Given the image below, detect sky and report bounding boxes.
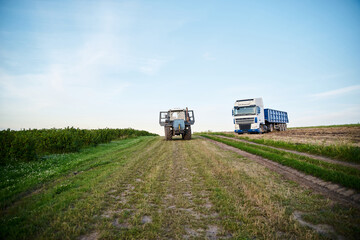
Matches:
[0,0,360,135]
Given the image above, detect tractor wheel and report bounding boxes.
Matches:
[183,126,192,140]
[165,127,172,140]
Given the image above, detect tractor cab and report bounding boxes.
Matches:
[159,108,195,140]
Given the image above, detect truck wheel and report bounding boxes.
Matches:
[284,124,287,131]
[260,125,265,134]
[183,126,192,140]
[280,124,284,131]
[165,127,172,140]
[270,124,274,132]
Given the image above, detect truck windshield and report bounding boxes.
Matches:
[234,106,255,116]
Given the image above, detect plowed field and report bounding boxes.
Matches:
[228,125,360,146]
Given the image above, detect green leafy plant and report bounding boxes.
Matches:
[0,127,157,165]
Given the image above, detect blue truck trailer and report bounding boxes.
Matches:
[232,98,289,134]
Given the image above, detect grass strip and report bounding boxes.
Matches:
[202,134,360,191]
[213,132,360,164]
[0,136,161,240]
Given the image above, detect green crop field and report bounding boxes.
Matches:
[1,133,360,239]
[0,127,157,165]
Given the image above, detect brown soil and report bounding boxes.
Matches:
[202,137,360,209]
[228,126,360,146]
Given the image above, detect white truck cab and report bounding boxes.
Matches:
[232,98,265,133]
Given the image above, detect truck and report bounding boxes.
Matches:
[232,98,289,134]
[159,108,195,140]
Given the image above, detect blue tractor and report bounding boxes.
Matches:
[159,108,195,140]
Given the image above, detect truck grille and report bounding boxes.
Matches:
[239,124,251,130]
[235,118,254,124]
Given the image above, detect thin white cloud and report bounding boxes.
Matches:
[203,52,216,61]
[311,85,360,98]
[139,58,167,75]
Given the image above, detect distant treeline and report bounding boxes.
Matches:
[0,127,157,164]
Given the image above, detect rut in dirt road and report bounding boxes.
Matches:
[215,135,360,170]
[203,136,360,209]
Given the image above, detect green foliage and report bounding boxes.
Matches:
[0,127,157,165]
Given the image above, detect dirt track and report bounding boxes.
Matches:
[216,135,360,170]
[3,136,360,239]
[202,137,360,209]
[230,126,360,146]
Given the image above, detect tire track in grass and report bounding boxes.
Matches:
[159,140,194,238]
[182,140,234,239]
[187,139,280,239]
[80,137,170,239]
[155,140,230,239]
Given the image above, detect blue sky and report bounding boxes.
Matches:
[1,0,359,135]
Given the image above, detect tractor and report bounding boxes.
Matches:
[159,108,195,140]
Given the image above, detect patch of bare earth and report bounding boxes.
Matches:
[78,232,99,240]
[292,211,344,239]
